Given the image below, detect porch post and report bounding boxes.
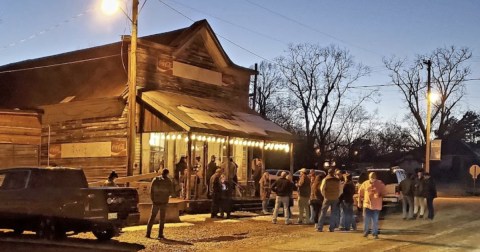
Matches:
[289,142,294,174]
[186,132,192,200]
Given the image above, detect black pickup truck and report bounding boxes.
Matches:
[0,167,140,240]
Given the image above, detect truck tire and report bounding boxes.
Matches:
[93,228,115,241]
[13,228,24,236]
[37,217,57,240]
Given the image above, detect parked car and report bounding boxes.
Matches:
[266,169,290,183]
[292,169,326,183]
[354,166,406,208]
[0,167,140,240]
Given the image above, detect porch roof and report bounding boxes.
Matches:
[140,91,293,141]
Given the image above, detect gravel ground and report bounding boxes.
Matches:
[72,212,312,252]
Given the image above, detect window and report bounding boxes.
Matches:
[0,170,30,190]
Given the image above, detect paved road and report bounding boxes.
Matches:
[1,197,480,251]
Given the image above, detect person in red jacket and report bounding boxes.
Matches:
[358,172,386,239]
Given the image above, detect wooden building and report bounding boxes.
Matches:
[0,110,41,168]
[0,20,293,194]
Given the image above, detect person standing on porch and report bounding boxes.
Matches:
[206,155,217,198]
[210,168,223,218]
[252,158,263,197]
[174,156,187,198]
[146,168,174,240]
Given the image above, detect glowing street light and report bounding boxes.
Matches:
[101,0,119,15]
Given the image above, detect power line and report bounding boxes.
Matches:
[0,8,93,52]
[164,0,288,46]
[0,54,121,75]
[243,0,383,57]
[157,0,275,64]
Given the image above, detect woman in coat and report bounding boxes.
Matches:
[310,173,325,224]
[259,172,271,214]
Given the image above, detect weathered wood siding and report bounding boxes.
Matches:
[0,110,41,169]
[136,40,251,111]
[40,105,129,183]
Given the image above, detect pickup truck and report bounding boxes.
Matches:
[0,167,140,240]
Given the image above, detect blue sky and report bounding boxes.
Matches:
[1,0,479,120]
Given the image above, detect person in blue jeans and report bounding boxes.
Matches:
[316,168,341,232]
[340,173,356,231]
[358,172,386,239]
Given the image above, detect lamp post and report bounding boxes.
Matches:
[102,0,138,177]
[423,59,432,173]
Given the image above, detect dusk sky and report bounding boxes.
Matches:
[1,0,479,121]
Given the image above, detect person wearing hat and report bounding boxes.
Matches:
[209,168,223,218]
[317,168,342,232]
[104,171,119,187]
[271,171,294,224]
[206,155,218,198]
[296,168,311,224]
[146,168,174,239]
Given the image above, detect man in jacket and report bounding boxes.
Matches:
[206,155,217,198]
[424,172,437,220]
[341,173,356,231]
[210,168,223,218]
[358,172,386,239]
[271,171,294,224]
[146,168,174,239]
[296,168,311,224]
[399,173,415,220]
[317,168,342,232]
[413,169,427,219]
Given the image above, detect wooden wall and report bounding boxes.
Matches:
[0,110,41,169]
[40,104,129,183]
[136,38,251,112]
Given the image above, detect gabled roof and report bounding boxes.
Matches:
[0,20,254,109]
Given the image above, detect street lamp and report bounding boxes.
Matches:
[102,0,139,177]
[423,59,432,173]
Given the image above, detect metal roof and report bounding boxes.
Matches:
[141,90,292,141]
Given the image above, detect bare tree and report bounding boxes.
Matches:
[384,46,472,145]
[276,44,371,168]
[250,61,300,132]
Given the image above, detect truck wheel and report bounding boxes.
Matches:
[37,218,57,240]
[12,228,24,236]
[93,228,115,241]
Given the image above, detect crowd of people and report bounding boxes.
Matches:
[264,167,438,240]
[141,155,437,240]
[399,170,437,220]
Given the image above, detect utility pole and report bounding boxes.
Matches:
[127,0,139,177]
[423,59,432,173]
[252,63,258,111]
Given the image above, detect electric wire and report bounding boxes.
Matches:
[0,54,121,74]
[157,0,276,64]
[0,8,93,51]
[243,0,383,57]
